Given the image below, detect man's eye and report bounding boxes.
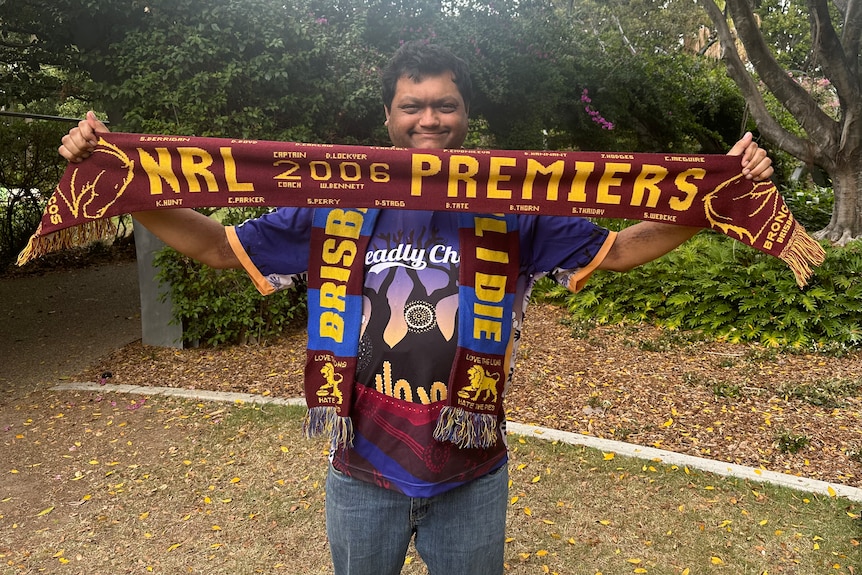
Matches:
[439,105,457,113]
[401,105,420,113]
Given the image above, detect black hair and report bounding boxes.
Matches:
[381,42,473,111]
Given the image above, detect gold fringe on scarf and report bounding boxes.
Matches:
[17,220,117,266]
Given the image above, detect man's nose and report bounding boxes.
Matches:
[418,107,440,126]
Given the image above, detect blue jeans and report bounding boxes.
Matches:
[325,462,508,575]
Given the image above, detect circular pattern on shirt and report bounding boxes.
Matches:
[403,300,437,333]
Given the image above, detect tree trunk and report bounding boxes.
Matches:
[813,148,862,245]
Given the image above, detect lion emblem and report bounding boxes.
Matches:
[317,362,344,405]
[458,365,500,403]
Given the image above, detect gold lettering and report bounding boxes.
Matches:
[487,157,517,199]
[221,147,254,192]
[474,317,503,342]
[324,209,366,239]
[319,310,344,342]
[138,148,180,196]
[567,161,595,202]
[178,148,217,192]
[523,159,564,201]
[596,162,629,205]
[474,303,504,318]
[322,238,357,267]
[631,164,667,208]
[475,272,507,303]
[411,153,442,196]
[319,282,346,313]
[448,155,479,198]
[670,168,706,211]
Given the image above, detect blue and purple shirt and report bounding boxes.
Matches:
[228,209,614,497]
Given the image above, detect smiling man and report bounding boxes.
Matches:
[60,41,773,575]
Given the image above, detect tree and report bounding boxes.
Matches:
[0,120,68,265]
[701,0,862,244]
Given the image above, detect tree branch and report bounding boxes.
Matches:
[809,0,859,101]
[728,0,838,141]
[839,0,862,78]
[699,0,815,162]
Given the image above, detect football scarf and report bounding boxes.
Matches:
[305,210,518,449]
[19,132,825,288]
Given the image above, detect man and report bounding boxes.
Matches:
[60,42,772,575]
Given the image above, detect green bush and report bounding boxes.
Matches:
[780,182,834,231]
[532,233,862,351]
[153,208,307,347]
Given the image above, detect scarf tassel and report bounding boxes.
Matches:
[303,406,354,448]
[433,406,498,449]
[17,220,117,266]
[780,227,826,288]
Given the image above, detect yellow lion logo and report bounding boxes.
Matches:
[317,362,344,405]
[458,365,500,403]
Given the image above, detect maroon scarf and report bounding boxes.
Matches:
[19,131,825,286]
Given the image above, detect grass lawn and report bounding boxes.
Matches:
[1,391,859,574]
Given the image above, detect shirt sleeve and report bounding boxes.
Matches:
[225,208,314,295]
[518,215,617,292]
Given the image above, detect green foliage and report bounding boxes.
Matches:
[154,245,306,348]
[774,430,810,454]
[781,183,834,232]
[533,234,862,350]
[0,119,68,266]
[777,379,860,409]
[152,206,307,347]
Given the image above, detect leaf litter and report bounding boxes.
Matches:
[76,303,862,487]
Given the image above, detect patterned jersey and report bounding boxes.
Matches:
[229,209,614,497]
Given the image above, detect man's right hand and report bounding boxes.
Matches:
[59,111,110,163]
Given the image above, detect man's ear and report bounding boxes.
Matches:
[383,106,391,124]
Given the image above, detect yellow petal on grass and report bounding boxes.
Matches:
[598,519,611,526]
[682,569,690,575]
[167,543,182,552]
[603,452,615,461]
[827,486,837,498]
[627,558,642,564]
[710,556,724,565]
[536,550,549,557]
[230,477,241,484]
[36,506,54,517]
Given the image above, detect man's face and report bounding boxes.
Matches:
[385,72,469,149]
